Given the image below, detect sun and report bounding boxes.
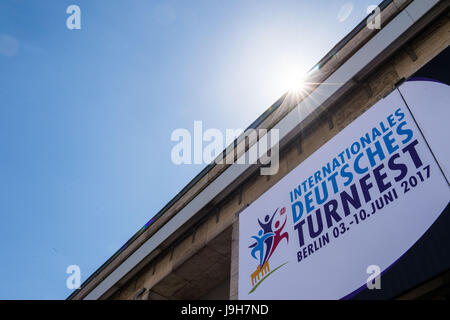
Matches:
[265,61,319,104]
[277,66,310,96]
[287,74,308,94]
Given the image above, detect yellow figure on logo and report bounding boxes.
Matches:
[250,261,270,286]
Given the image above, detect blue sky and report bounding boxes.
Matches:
[0,0,380,299]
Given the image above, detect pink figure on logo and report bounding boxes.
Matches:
[267,207,289,261]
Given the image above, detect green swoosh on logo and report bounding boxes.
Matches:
[248,261,289,294]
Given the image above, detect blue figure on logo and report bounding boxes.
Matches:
[249,229,275,267]
[258,208,278,265]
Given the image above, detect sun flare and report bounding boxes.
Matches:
[275,63,314,97]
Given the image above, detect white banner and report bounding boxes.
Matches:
[398,79,450,182]
[238,89,449,299]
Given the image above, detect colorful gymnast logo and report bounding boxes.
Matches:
[248,206,289,294]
